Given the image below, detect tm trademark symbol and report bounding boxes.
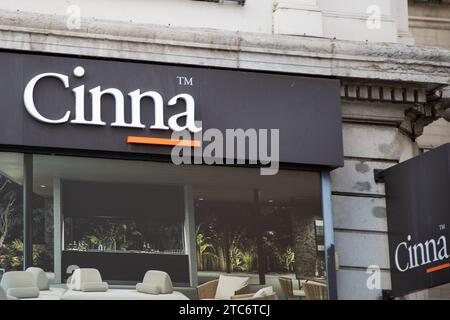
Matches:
[177,76,193,86]
[439,224,446,231]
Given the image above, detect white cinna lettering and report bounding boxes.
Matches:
[168,94,202,133]
[394,234,449,272]
[24,72,71,124]
[23,66,202,133]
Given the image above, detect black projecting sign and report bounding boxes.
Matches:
[384,144,450,297]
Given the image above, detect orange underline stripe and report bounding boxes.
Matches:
[127,136,201,148]
[426,263,450,273]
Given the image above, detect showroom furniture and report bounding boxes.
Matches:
[68,268,109,292]
[25,267,66,300]
[231,293,278,300]
[0,286,5,300]
[62,249,190,284]
[231,286,278,300]
[0,267,190,300]
[0,285,17,300]
[197,274,249,300]
[303,281,328,300]
[136,270,174,295]
[278,277,305,300]
[62,268,189,300]
[0,271,40,299]
[26,267,50,290]
[61,288,189,300]
[0,268,67,300]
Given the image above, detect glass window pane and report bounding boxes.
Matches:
[29,153,328,298]
[194,168,327,299]
[33,154,189,284]
[32,171,54,273]
[0,152,24,272]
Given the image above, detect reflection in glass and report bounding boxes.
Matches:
[64,217,184,254]
[196,201,326,278]
[32,198,54,272]
[196,205,258,274]
[32,162,55,272]
[0,153,23,271]
[0,152,329,298]
[194,169,327,299]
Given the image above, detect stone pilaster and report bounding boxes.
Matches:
[273,0,323,37]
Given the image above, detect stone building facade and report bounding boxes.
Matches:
[0,0,449,299]
[405,0,450,299]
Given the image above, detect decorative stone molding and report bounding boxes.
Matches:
[409,16,450,29]
[0,9,448,86]
[431,86,450,117]
[341,83,427,104]
[341,82,443,139]
[401,103,438,139]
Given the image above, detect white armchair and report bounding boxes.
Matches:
[197,274,249,300]
[136,270,173,295]
[26,267,50,290]
[69,268,108,292]
[0,271,40,299]
[0,285,5,300]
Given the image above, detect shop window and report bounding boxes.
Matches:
[32,155,190,284]
[194,169,327,299]
[32,159,56,273]
[32,195,54,272]
[60,180,185,254]
[2,152,330,297]
[0,153,24,272]
[196,203,258,274]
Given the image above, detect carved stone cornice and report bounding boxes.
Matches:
[432,86,450,116]
[0,9,448,86]
[341,81,442,139]
[401,103,438,139]
[341,82,427,104]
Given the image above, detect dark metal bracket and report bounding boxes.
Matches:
[374,169,385,183]
[382,289,394,300]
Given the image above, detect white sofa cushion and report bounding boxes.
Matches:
[140,270,173,294]
[253,286,274,298]
[62,289,189,300]
[81,282,108,292]
[0,271,40,299]
[0,285,6,300]
[214,275,249,300]
[0,285,18,300]
[7,287,40,299]
[67,275,74,290]
[32,287,67,300]
[26,267,50,290]
[70,268,109,292]
[136,283,161,295]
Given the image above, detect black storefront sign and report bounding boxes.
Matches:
[0,50,343,287]
[384,143,450,297]
[0,51,343,167]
